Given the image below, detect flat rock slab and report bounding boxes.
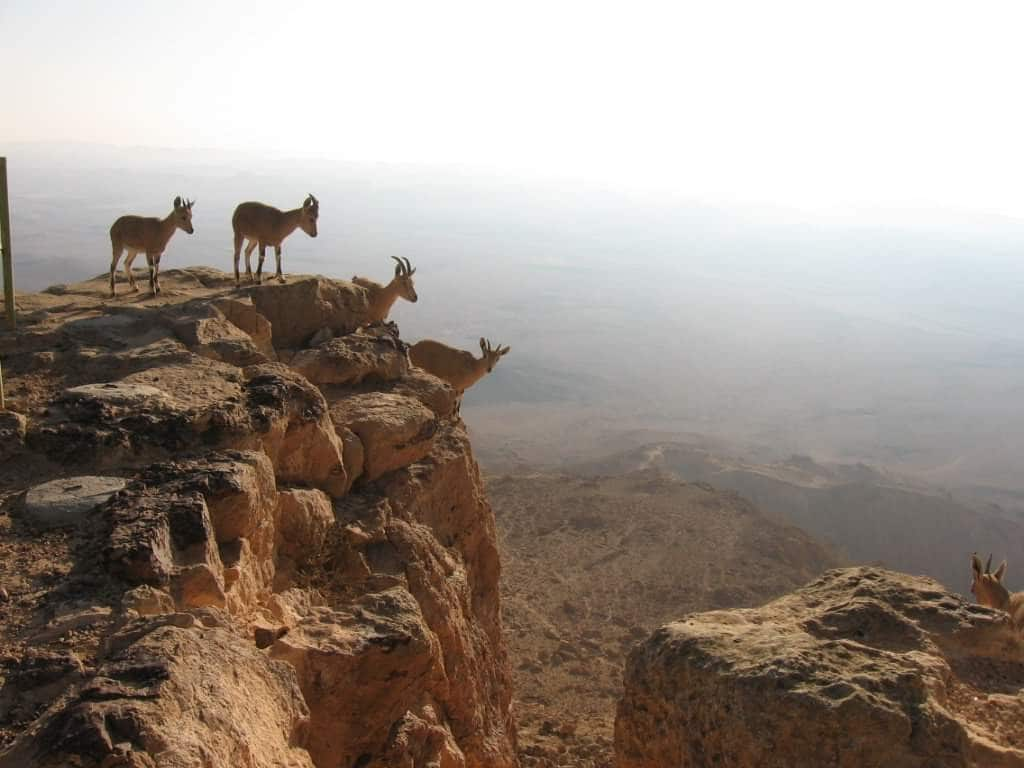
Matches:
[24,476,127,528]
[64,382,176,410]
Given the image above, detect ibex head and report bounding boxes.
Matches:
[479,338,511,372]
[391,256,418,303]
[971,552,1010,610]
[173,196,195,234]
[300,193,319,237]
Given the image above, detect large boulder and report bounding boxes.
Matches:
[290,325,408,387]
[250,278,372,349]
[330,393,439,482]
[615,567,1024,768]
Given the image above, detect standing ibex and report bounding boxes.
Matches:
[970,553,1024,629]
[409,337,510,407]
[232,194,318,286]
[352,256,418,323]
[109,196,194,296]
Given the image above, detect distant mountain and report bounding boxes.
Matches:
[574,442,1024,592]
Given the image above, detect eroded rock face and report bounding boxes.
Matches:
[271,588,449,768]
[615,567,1024,768]
[331,393,439,482]
[313,424,516,768]
[0,272,515,768]
[0,620,313,768]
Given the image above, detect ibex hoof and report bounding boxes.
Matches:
[278,275,287,283]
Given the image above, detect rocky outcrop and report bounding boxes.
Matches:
[0,619,314,768]
[615,567,1024,768]
[249,277,376,349]
[0,269,515,768]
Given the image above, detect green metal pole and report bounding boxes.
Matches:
[0,158,13,330]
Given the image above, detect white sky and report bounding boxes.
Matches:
[4,0,1024,214]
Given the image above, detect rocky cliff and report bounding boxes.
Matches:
[615,567,1024,767]
[0,268,516,767]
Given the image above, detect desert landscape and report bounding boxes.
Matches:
[2,269,1024,767]
[5,5,1024,759]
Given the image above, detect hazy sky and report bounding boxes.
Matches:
[4,1,1024,214]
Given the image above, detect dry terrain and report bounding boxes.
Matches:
[489,471,841,767]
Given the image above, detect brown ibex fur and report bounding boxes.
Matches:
[109,196,194,296]
[971,552,1024,629]
[351,256,418,324]
[232,194,318,285]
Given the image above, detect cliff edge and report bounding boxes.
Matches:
[0,268,516,767]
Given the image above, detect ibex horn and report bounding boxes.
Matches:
[403,257,413,275]
[986,554,993,573]
[391,256,405,275]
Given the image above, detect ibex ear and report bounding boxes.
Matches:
[972,553,984,576]
[499,345,510,356]
[994,561,1008,581]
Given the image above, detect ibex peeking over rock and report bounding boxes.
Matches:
[232,194,319,286]
[352,256,418,324]
[971,552,1024,629]
[409,337,510,406]
[109,196,194,296]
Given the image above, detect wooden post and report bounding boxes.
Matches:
[0,157,13,330]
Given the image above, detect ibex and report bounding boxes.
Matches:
[352,256,418,323]
[109,196,194,296]
[409,337,510,406]
[232,194,319,286]
[970,553,1024,629]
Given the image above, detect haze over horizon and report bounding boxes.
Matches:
[4,2,1024,502]
[6,1,1024,216]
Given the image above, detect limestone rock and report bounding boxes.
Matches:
[211,296,276,358]
[250,277,373,349]
[326,423,515,767]
[23,476,126,529]
[246,364,349,497]
[122,585,176,617]
[615,567,1024,768]
[112,452,281,613]
[0,621,313,768]
[330,393,439,482]
[290,325,409,386]
[170,303,269,367]
[104,483,227,610]
[270,587,447,768]
[0,650,86,734]
[29,361,347,500]
[276,488,334,565]
[385,368,458,419]
[0,411,27,460]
